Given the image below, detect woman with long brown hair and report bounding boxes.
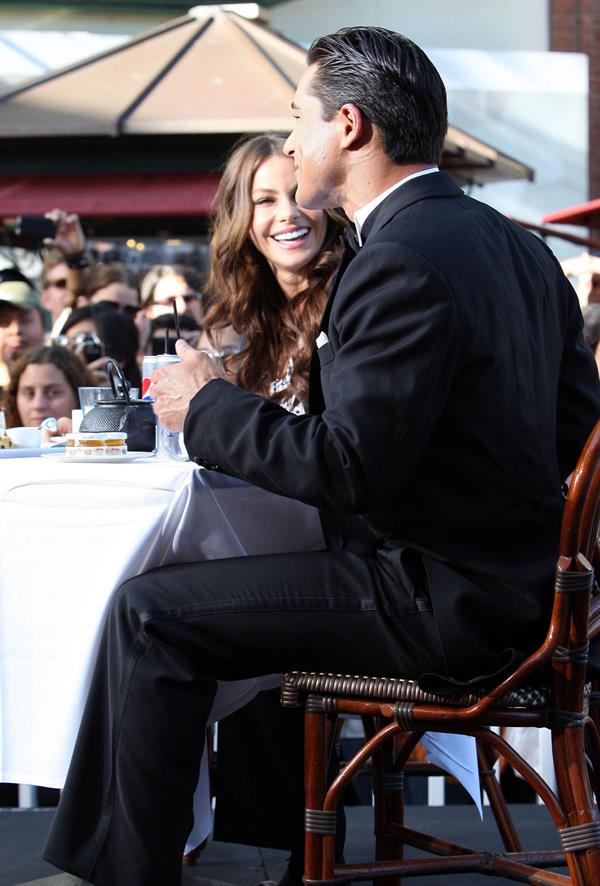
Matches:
[200,132,344,412]
[191,134,345,885]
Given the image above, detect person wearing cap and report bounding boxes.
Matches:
[0,267,48,388]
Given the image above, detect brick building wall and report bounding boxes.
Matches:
[550,0,600,202]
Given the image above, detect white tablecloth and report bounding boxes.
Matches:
[0,455,324,788]
[0,454,485,845]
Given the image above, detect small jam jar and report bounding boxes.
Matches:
[65,432,128,457]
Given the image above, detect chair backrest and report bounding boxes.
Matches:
[548,419,600,718]
[561,419,600,565]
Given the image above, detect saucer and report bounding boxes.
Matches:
[40,451,153,464]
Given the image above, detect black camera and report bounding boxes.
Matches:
[13,215,57,240]
[71,331,105,364]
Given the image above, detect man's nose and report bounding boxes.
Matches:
[283,133,294,157]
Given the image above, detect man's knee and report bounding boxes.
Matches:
[107,572,156,636]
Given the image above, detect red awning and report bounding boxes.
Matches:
[542,198,600,228]
[0,171,220,217]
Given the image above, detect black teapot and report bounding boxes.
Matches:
[79,360,156,452]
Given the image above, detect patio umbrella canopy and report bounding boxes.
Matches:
[542,199,600,229]
[0,6,305,137]
[0,4,534,235]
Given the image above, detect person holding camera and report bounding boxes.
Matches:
[60,305,142,390]
[42,210,90,331]
[43,209,141,326]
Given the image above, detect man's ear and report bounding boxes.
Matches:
[338,102,368,149]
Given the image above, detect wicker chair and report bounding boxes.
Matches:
[281,419,600,885]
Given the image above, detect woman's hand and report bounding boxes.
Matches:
[41,416,73,445]
[43,209,87,258]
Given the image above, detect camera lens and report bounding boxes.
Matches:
[70,331,105,363]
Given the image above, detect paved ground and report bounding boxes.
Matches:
[1,804,563,886]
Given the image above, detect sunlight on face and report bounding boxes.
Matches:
[249,153,327,295]
[284,65,343,211]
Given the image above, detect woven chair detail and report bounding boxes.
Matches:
[283,418,600,886]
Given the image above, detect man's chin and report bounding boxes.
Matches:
[296,188,333,212]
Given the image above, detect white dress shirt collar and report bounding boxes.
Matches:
[353,166,439,246]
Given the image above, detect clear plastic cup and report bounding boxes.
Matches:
[78,386,113,416]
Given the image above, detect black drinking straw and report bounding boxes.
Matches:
[173,300,181,341]
[164,328,169,354]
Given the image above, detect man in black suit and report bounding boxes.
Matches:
[45,27,600,886]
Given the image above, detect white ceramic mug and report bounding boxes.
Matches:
[6,426,43,448]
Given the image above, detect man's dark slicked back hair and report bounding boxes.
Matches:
[307,27,448,166]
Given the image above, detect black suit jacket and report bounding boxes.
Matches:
[185,171,600,679]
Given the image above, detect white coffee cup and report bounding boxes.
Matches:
[6,426,43,448]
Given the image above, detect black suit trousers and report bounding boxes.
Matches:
[44,545,447,886]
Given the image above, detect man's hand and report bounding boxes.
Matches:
[151,339,225,431]
[43,209,87,257]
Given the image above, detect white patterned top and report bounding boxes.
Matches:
[269,357,305,415]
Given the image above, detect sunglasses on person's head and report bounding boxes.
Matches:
[97,300,140,317]
[46,278,69,290]
[44,277,68,289]
[154,293,201,307]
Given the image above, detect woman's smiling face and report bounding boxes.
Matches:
[249,154,327,295]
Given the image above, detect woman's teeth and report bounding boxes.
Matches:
[273,227,309,242]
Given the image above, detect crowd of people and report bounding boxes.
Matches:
[0,212,209,425]
[3,186,599,435]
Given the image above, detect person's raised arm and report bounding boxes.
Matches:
[44,209,91,294]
